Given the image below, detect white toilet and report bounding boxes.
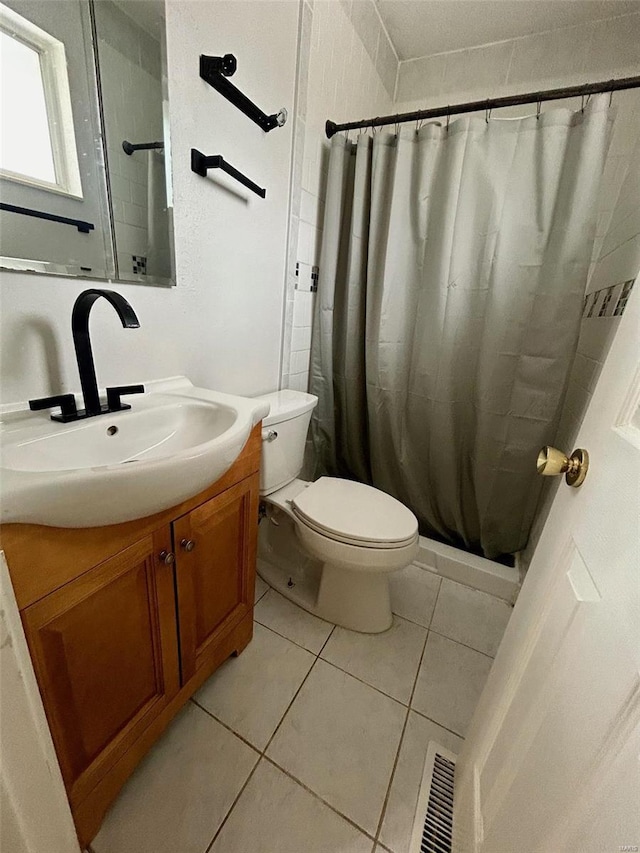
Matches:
[257,390,419,633]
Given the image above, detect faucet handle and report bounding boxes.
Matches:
[29,394,79,423]
[106,384,145,412]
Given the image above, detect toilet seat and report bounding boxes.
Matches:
[292,477,418,550]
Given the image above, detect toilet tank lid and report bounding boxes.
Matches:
[255,390,318,426]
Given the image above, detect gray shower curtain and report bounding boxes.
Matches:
[310,95,613,558]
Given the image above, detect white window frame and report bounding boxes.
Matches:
[0,3,83,198]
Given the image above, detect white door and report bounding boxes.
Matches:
[0,553,81,853]
[453,283,640,853]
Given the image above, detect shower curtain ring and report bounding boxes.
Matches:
[581,94,586,113]
[609,90,614,107]
[536,99,541,120]
[446,107,451,131]
[485,102,492,123]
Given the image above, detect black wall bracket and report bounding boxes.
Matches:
[191,149,266,198]
[199,54,287,133]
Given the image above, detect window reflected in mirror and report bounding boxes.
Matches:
[0,0,114,277]
[0,6,82,196]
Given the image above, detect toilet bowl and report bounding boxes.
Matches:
[256,390,419,633]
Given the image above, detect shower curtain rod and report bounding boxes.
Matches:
[325,75,640,138]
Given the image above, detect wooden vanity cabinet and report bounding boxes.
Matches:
[21,530,181,807]
[174,476,257,683]
[0,423,261,847]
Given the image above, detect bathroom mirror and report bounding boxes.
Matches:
[0,0,174,286]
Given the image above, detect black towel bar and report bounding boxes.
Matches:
[199,54,287,133]
[191,149,266,198]
[0,203,94,233]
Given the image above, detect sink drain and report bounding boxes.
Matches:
[107,425,118,436]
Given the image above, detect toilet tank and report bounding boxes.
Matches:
[255,390,318,495]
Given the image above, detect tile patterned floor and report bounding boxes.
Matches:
[92,570,511,853]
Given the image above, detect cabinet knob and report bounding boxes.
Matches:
[180,538,196,552]
[158,550,175,565]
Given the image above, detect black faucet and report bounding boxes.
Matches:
[29,289,145,423]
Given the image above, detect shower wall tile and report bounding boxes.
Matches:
[284,0,394,390]
[585,13,640,76]
[291,324,312,352]
[293,289,314,328]
[442,40,513,102]
[350,0,381,69]
[300,189,323,227]
[396,53,447,105]
[601,209,640,259]
[376,20,399,99]
[506,24,592,89]
[594,235,640,291]
[570,352,600,395]
[394,12,640,114]
[290,348,311,375]
[290,372,310,392]
[575,316,622,364]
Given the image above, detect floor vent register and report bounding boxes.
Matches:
[410,742,457,853]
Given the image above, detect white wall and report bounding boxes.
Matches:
[282,0,397,390]
[0,1,299,406]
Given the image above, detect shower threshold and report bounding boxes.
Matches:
[415,535,520,604]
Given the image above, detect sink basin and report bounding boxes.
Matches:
[4,400,237,473]
[0,377,270,527]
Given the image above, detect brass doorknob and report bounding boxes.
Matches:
[158,550,175,565]
[537,446,589,487]
[180,538,196,552]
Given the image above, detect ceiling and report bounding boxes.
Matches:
[375,0,640,61]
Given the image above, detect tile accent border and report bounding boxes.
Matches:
[584,278,635,318]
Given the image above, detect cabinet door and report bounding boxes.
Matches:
[174,473,258,683]
[21,530,180,807]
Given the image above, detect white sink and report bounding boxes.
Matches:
[0,377,269,527]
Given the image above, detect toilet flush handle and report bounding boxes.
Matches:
[262,429,278,442]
